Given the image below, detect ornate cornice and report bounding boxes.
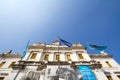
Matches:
[28,46,86,50]
[89,54,112,58]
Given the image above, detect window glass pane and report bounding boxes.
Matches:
[31,53,37,59]
[106,61,112,67]
[56,55,60,61]
[106,76,113,80]
[67,54,71,61]
[78,54,83,59]
[44,54,49,61]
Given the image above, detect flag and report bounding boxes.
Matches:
[89,44,107,51]
[21,51,26,59]
[59,39,72,47]
[21,40,30,59]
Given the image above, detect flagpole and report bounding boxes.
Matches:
[13,40,30,80]
[21,40,30,60]
[57,36,60,78]
[57,36,60,62]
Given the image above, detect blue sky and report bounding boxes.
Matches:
[0,0,120,63]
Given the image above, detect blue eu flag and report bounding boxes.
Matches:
[59,39,72,47]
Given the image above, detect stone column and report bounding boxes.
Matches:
[35,52,42,61]
[71,52,79,61]
[60,52,66,61]
[49,52,54,61]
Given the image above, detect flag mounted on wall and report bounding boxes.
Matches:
[59,39,72,47]
[21,40,30,59]
[88,44,107,51]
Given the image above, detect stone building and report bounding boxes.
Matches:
[0,40,120,80]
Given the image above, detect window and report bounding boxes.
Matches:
[31,53,37,59]
[106,76,113,80]
[67,54,71,61]
[56,55,60,61]
[1,73,9,76]
[117,75,120,79]
[8,62,16,68]
[114,72,120,74]
[97,62,100,64]
[0,62,6,68]
[106,61,112,67]
[78,54,83,59]
[97,61,102,67]
[44,54,49,61]
[0,77,4,80]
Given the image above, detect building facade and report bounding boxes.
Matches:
[0,40,120,80]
